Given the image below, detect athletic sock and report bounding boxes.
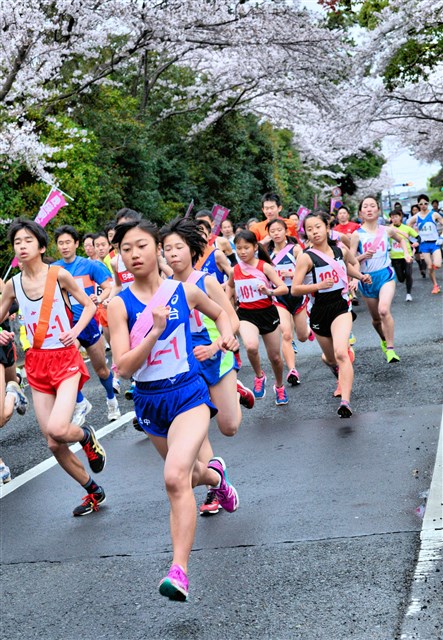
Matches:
[99,372,115,400]
[83,477,100,493]
[80,426,90,446]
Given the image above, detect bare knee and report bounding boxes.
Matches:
[245,344,259,358]
[269,352,282,367]
[95,364,110,379]
[216,417,239,437]
[47,423,71,444]
[378,306,391,320]
[334,347,350,365]
[164,466,189,496]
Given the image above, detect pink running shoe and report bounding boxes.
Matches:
[237,380,255,409]
[208,457,239,513]
[286,368,300,386]
[308,330,315,341]
[159,564,189,602]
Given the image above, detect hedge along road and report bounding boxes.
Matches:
[1,265,442,640]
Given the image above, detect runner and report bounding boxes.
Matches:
[107,218,239,602]
[291,211,372,417]
[160,217,254,516]
[0,218,107,516]
[0,278,28,484]
[388,210,420,302]
[249,192,300,247]
[54,225,121,424]
[350,196,413,363]
[227,229,289,405]
[194,218,233,284]
[83,233,97,260]
[194,210,236,265]
[266,218,311,385]
[407,194,443,294]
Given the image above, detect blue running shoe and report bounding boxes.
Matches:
[274,385,289,406]
[253,372,267,399]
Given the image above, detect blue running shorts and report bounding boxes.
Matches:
[359,266,395,299]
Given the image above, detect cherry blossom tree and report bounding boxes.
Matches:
[0,0,350,179]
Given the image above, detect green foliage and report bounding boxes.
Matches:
[337,148,385,195]
[384,35,443,90]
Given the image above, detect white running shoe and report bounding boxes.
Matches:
[6,380,28,415]
[107,397,121,422]
[112,378,121,394]
[0,463,11,483]
[405,293,412,302]
[72,398,92,426]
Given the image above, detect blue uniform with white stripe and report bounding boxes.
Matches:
[118,283,216,437]
[190,273,236,386]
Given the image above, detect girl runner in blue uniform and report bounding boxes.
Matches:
[292,211,372,417]
[160,217,254,516]
[108,219,239,602]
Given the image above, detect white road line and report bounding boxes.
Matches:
[401,409,443,635]
[0,411,135,499]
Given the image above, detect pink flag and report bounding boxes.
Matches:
[11,188,69,267]
[34,188,68,226]
[297,205,310,226]
[211,204,230,236]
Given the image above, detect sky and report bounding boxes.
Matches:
[384,149,440,193]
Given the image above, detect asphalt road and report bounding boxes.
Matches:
[1,265,442,640]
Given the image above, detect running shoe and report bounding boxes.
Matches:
[112,378,121,394]
[308,330,315,342]
[405,293,412,302]
[380,340,387,355]
[348,346,355,364]
[72,397,92,427]
[0,463,11,483]
[291,339,298,354]
[6,381,28,415]
[431,285,441,294]
[106,397,121,422]
[207,457,239,512]
[349,332,356,346]
[159,564,189,602]
[286,368,300,386]
[234,350,242,368]
[333,381,342,398]
[237,380,255,409]
[199,490,220,516]
[386,349,400,364]
[253,372,267,399]
[72,488,106,517]
[82,426,106,473]
[125,381,136,400]
[274,385,289,406]
[133,416,144,432]
[337,401,352,418]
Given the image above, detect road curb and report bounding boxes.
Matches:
[400,407,443,640]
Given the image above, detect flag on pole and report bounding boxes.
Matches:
[297,205,310,226]
[10,187,70,267]
[211,204,230,236]
[184,199,194,218]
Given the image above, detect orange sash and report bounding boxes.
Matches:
[33,266,61,349]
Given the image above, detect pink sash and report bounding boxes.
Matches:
[129,279,180,349]
[237,260,271,287]
[186,270,206,285]
[309,248,349,293]
[368,226,385,251]
[272,244,294,266]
